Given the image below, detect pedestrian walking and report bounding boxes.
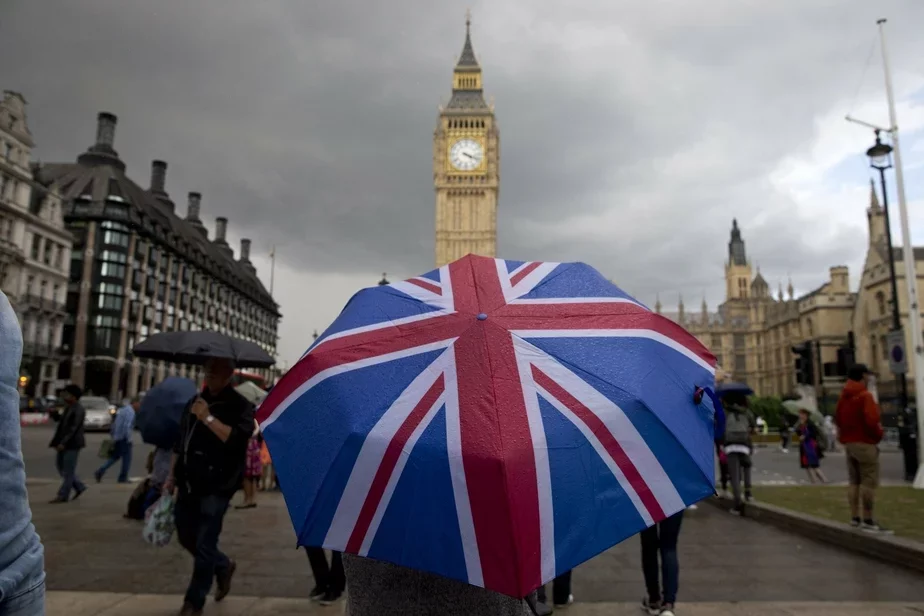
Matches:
[720,391,755,515]
[536,570,573,613]
[305,547,346,605]
[235,421,262,509]
[779,420,791,453]
[0,290,46,615]
[639,510,683,616]
[834,364,891,533]
[824,415,839,453]
[95,395,140,484]
[164,358,255,615]
[48,384,88,504]
[795,409,828,484]
[259,437,274,491]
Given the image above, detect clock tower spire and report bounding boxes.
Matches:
[434,12,499,267]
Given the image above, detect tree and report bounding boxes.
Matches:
[749,395,785,428]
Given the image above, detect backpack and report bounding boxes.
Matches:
[812,421,829,452]
[724,409,752,446]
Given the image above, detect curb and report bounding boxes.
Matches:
[705,496,924,576]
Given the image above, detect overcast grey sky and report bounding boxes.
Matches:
[3,0,924,365]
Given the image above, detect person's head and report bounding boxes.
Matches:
[721,391,749,409]
[847,363,872,385]
[129,394,143,411]
[798,409,809,424]
[204,358,235,393]
[62,384,82,405]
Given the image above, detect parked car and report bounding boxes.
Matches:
[82,396,117,431]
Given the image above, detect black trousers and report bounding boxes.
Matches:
[536,570,572,605]
[305,547,345,594]
[174,492,233,610]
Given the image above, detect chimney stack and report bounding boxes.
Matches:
[95,112,117,148]
[240,238,251,262]
[186,192,202,220]
[150,160,167,194]
[215,217,228,243]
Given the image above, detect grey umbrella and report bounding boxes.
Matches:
[131,330,275,368]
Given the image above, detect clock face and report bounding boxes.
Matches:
[449,138,484,171]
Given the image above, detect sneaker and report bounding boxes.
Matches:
[660,604,676,616]
[554,594,574,608]
[687,504,698,511]
[178,603,203,616]
[48,497,68,504]
[861,520,894,534]
[214,560,236,602]
[642,597,662,615]
[308,585,326,601]
[535,602,553,616]
[729,506,743,517]
[745,492,753,503]
[850,517,861,528]
[320,589,342,606]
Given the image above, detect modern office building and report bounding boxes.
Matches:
[34,111,280,398]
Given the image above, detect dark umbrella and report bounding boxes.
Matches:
[136,377,198,449]
[715,382,754,396]
[131,331,275,368]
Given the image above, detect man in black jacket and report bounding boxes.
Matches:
[164,358,254,616]
[49,384,87,503]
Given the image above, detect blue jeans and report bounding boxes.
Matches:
[174,492,232,610]
[54,450,86,501]
[95,440,132,482]
[640,510,684,605]
[0,580,44,616]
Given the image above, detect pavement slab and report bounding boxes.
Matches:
[45,593,924,616]
[28,480,924,605]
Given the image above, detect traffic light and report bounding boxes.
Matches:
[792,342,814,385]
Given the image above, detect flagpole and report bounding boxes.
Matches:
[269,245,276,298]
[876,19,924,488]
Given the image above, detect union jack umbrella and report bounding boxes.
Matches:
[257,255,718,598]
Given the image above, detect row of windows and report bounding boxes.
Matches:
[30,234,66,270]
[447,118,485,129]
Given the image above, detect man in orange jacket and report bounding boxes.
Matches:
[834,364,890,533]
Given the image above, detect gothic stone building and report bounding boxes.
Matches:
[0,91,73,397]
[433,16,500,267]
[35,111,280,399]
[658,219,854,404]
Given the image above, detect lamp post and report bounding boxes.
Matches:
[867,131,908,413]
[378,273,389,286]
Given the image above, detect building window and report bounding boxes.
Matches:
[43,241,53,265]
[101,227,130,248]
[30,235,40,260]
[733,334,745,349]
[26,275,34,296]
[880,335,888,361]
[876,291,887,316]
[735,354,747,373]
[100,261,126,279]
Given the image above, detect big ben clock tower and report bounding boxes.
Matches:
[434,13,499,267]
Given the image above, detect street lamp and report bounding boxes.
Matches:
[868,130,916,478]
[378,273,389,286]
[867,130,908,413]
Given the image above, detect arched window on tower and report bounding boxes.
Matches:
[876,291,886,316]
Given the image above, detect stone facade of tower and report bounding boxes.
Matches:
[433,16,499,267]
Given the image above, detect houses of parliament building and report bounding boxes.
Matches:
[659,184,922,413]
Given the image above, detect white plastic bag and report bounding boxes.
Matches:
[142,493,176,547]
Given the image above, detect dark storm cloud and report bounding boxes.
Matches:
[3,0,924,359]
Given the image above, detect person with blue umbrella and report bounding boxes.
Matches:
[716,383,757,516]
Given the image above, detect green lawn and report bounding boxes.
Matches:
[752,486,924,542]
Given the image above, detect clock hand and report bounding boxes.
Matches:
[463,152,474,159]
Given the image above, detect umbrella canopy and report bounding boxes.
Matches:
[782,399,824,425]
[235,380,268,404]
[715,382,754,396]
[136,377,198,449]
[256,255,719,598]
[131,331,275,368]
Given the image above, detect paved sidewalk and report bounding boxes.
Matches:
[30,482,924,603]
[46,593,924,615]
